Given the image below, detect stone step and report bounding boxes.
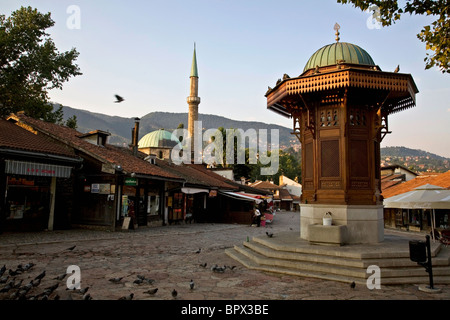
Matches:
[225,246,450,285]
[252,235,443,260]
[225,233,450,285]
[244,240,450,269]
[225,247,367,286]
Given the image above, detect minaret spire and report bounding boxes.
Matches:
[190,42,198,78]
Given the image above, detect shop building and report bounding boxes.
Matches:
[0,118,82,232]
[8,114,184,231]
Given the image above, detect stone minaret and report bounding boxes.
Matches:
[187,44,200,141]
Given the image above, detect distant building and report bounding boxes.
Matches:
[383,170,450,232]
[138,129,181,160]
[381,164,419,192]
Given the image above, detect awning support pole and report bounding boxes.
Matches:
[48,177,56,231]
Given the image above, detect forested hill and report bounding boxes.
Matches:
[381,146,450,172]
[59,105,294,148]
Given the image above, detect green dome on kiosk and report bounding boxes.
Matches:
[303,42,376,73]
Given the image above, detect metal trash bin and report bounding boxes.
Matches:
[409,240,427,263]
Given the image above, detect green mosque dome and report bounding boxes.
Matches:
[138,129,181,148]
[303,42,376,73]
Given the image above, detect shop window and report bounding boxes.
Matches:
[6,176,50,221]
[170,192,184,221]
[147,195,160,216]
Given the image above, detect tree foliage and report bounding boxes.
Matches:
[337,0,450,73]
[0,6,82,120]
[208,126,302,183]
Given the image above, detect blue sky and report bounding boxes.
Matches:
[2,0,450,157]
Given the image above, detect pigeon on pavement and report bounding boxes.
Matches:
[109,277,123,284]
[119,293,134,300]
[143,288,158,295]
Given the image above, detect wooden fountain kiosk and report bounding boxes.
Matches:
[266,26,418,244]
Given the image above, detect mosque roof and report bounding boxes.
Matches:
[138,129,181,149]
[303,42,376,73]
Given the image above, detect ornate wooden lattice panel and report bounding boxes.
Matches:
[304,142,314,180]
[349,108,367,127]
[350,139,369,178]
[320,140,340,178]
[319,108,339,127]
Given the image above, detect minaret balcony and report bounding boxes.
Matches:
[187,96,201,104]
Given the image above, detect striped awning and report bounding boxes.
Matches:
[5,160,73,178]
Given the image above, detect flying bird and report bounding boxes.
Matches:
[266,231,273,238]
[190,279,195,290]
[114,94,125,103]
[143,288,158,295]
[394,65,400,73]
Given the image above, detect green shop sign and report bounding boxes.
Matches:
[124,177,138,186]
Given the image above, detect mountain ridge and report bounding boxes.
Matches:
[57,104,450,172]
[58,104,296,148]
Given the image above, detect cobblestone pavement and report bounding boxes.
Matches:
[0,210,449,303]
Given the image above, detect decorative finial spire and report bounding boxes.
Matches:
[190,42,198,78]
[334,23,340,42]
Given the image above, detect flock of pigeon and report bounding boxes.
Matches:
[106,247,238,300]
[1,241,240,300]
[0,262,85,300]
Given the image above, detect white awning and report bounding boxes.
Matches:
[5,160,73,178]
[220,191,263,204]
[384,184,450,209]
[181,187,209,194]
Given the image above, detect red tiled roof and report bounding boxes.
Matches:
[13,114,181,180]
[249,180,281,190]
[278,188,293,201]
[156,161,236,189]
[382,171,450,199]
[0,118,77,159]
[381,174,405,192]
